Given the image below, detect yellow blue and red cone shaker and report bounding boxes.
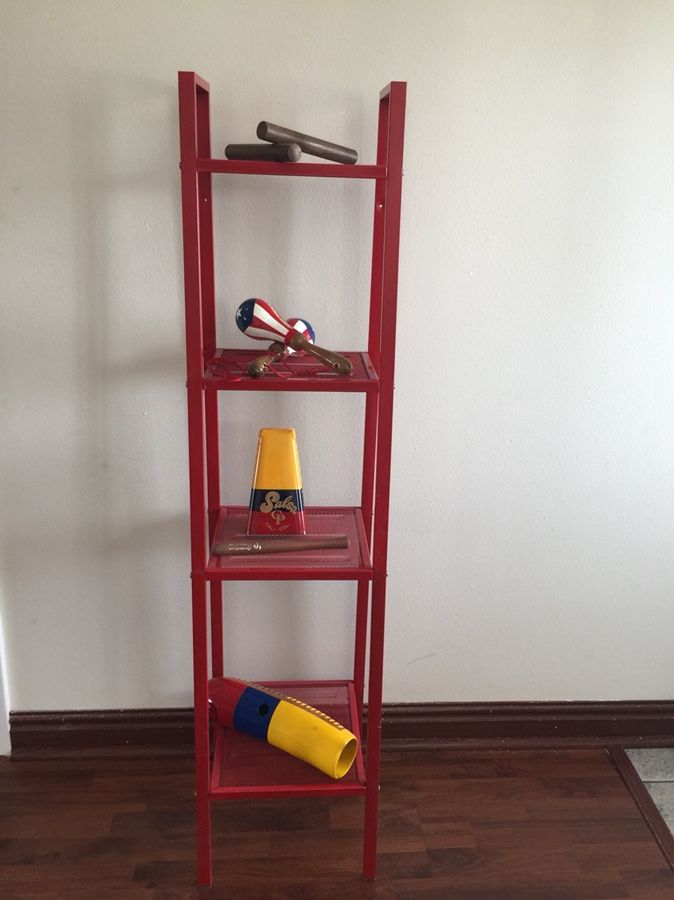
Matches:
[208,678,358,780]
[248,428,306,535]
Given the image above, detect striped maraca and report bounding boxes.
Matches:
[285,317,315,354]
[236,298,352,375]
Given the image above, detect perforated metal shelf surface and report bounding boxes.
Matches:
[203,349,378,392]
[206,506,372,581]
[210,680,366,799]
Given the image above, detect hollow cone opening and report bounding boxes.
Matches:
[334,737,358,779]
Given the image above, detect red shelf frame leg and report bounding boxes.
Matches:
[195,83,224,679]
[363,81,406,882]
[179,71,214,888]
[355,76,389,727]
[353,582,369,721]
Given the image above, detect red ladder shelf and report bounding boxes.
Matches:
[178,71,406,887]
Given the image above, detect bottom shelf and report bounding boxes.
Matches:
[210,680,366,800]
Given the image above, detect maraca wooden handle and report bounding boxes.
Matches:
[248,342,285,378]
[288,334,353,375]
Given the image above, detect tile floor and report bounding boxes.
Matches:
[626,748,674,833]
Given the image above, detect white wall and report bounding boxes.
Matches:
[1,0,673,711]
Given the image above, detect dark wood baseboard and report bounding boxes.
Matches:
[10,699,674,756]
[381,700,674,749]
[10,708,194,754]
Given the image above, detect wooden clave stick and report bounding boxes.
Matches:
[225,142,302,162]
[257,121,358,165]
[213,534,348,555]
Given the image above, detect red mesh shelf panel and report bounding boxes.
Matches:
[203,349,378,392]
[206,506,372,581]
[210,680,366,799]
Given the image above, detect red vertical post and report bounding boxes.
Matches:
[178,71,213,888]
[195,86,224,678]
[363,81,406,882]
[361,91,389,539]
[353,581,368,722]
[354,92,391,721]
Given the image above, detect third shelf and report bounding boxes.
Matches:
[206,506,372,581]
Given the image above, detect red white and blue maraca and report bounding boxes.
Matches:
[236,298,352,376]
[285,317,315,355]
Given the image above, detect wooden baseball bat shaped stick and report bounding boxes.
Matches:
[225,142,302,162]
[257,121,358,165]
[236,299,353,375]
[213,534,348,555]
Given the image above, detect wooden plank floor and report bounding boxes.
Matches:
[1,748,673,899]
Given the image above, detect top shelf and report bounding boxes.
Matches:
[195,159,387,180]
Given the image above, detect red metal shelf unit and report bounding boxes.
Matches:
[178,71,406,887]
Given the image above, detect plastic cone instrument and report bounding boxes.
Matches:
[209,677,358,780]
[248,428,306,535]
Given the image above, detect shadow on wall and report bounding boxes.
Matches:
[68,70,193,702]
[0,70,368,710]
[202,80,372,684]
[0,71,192,707]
